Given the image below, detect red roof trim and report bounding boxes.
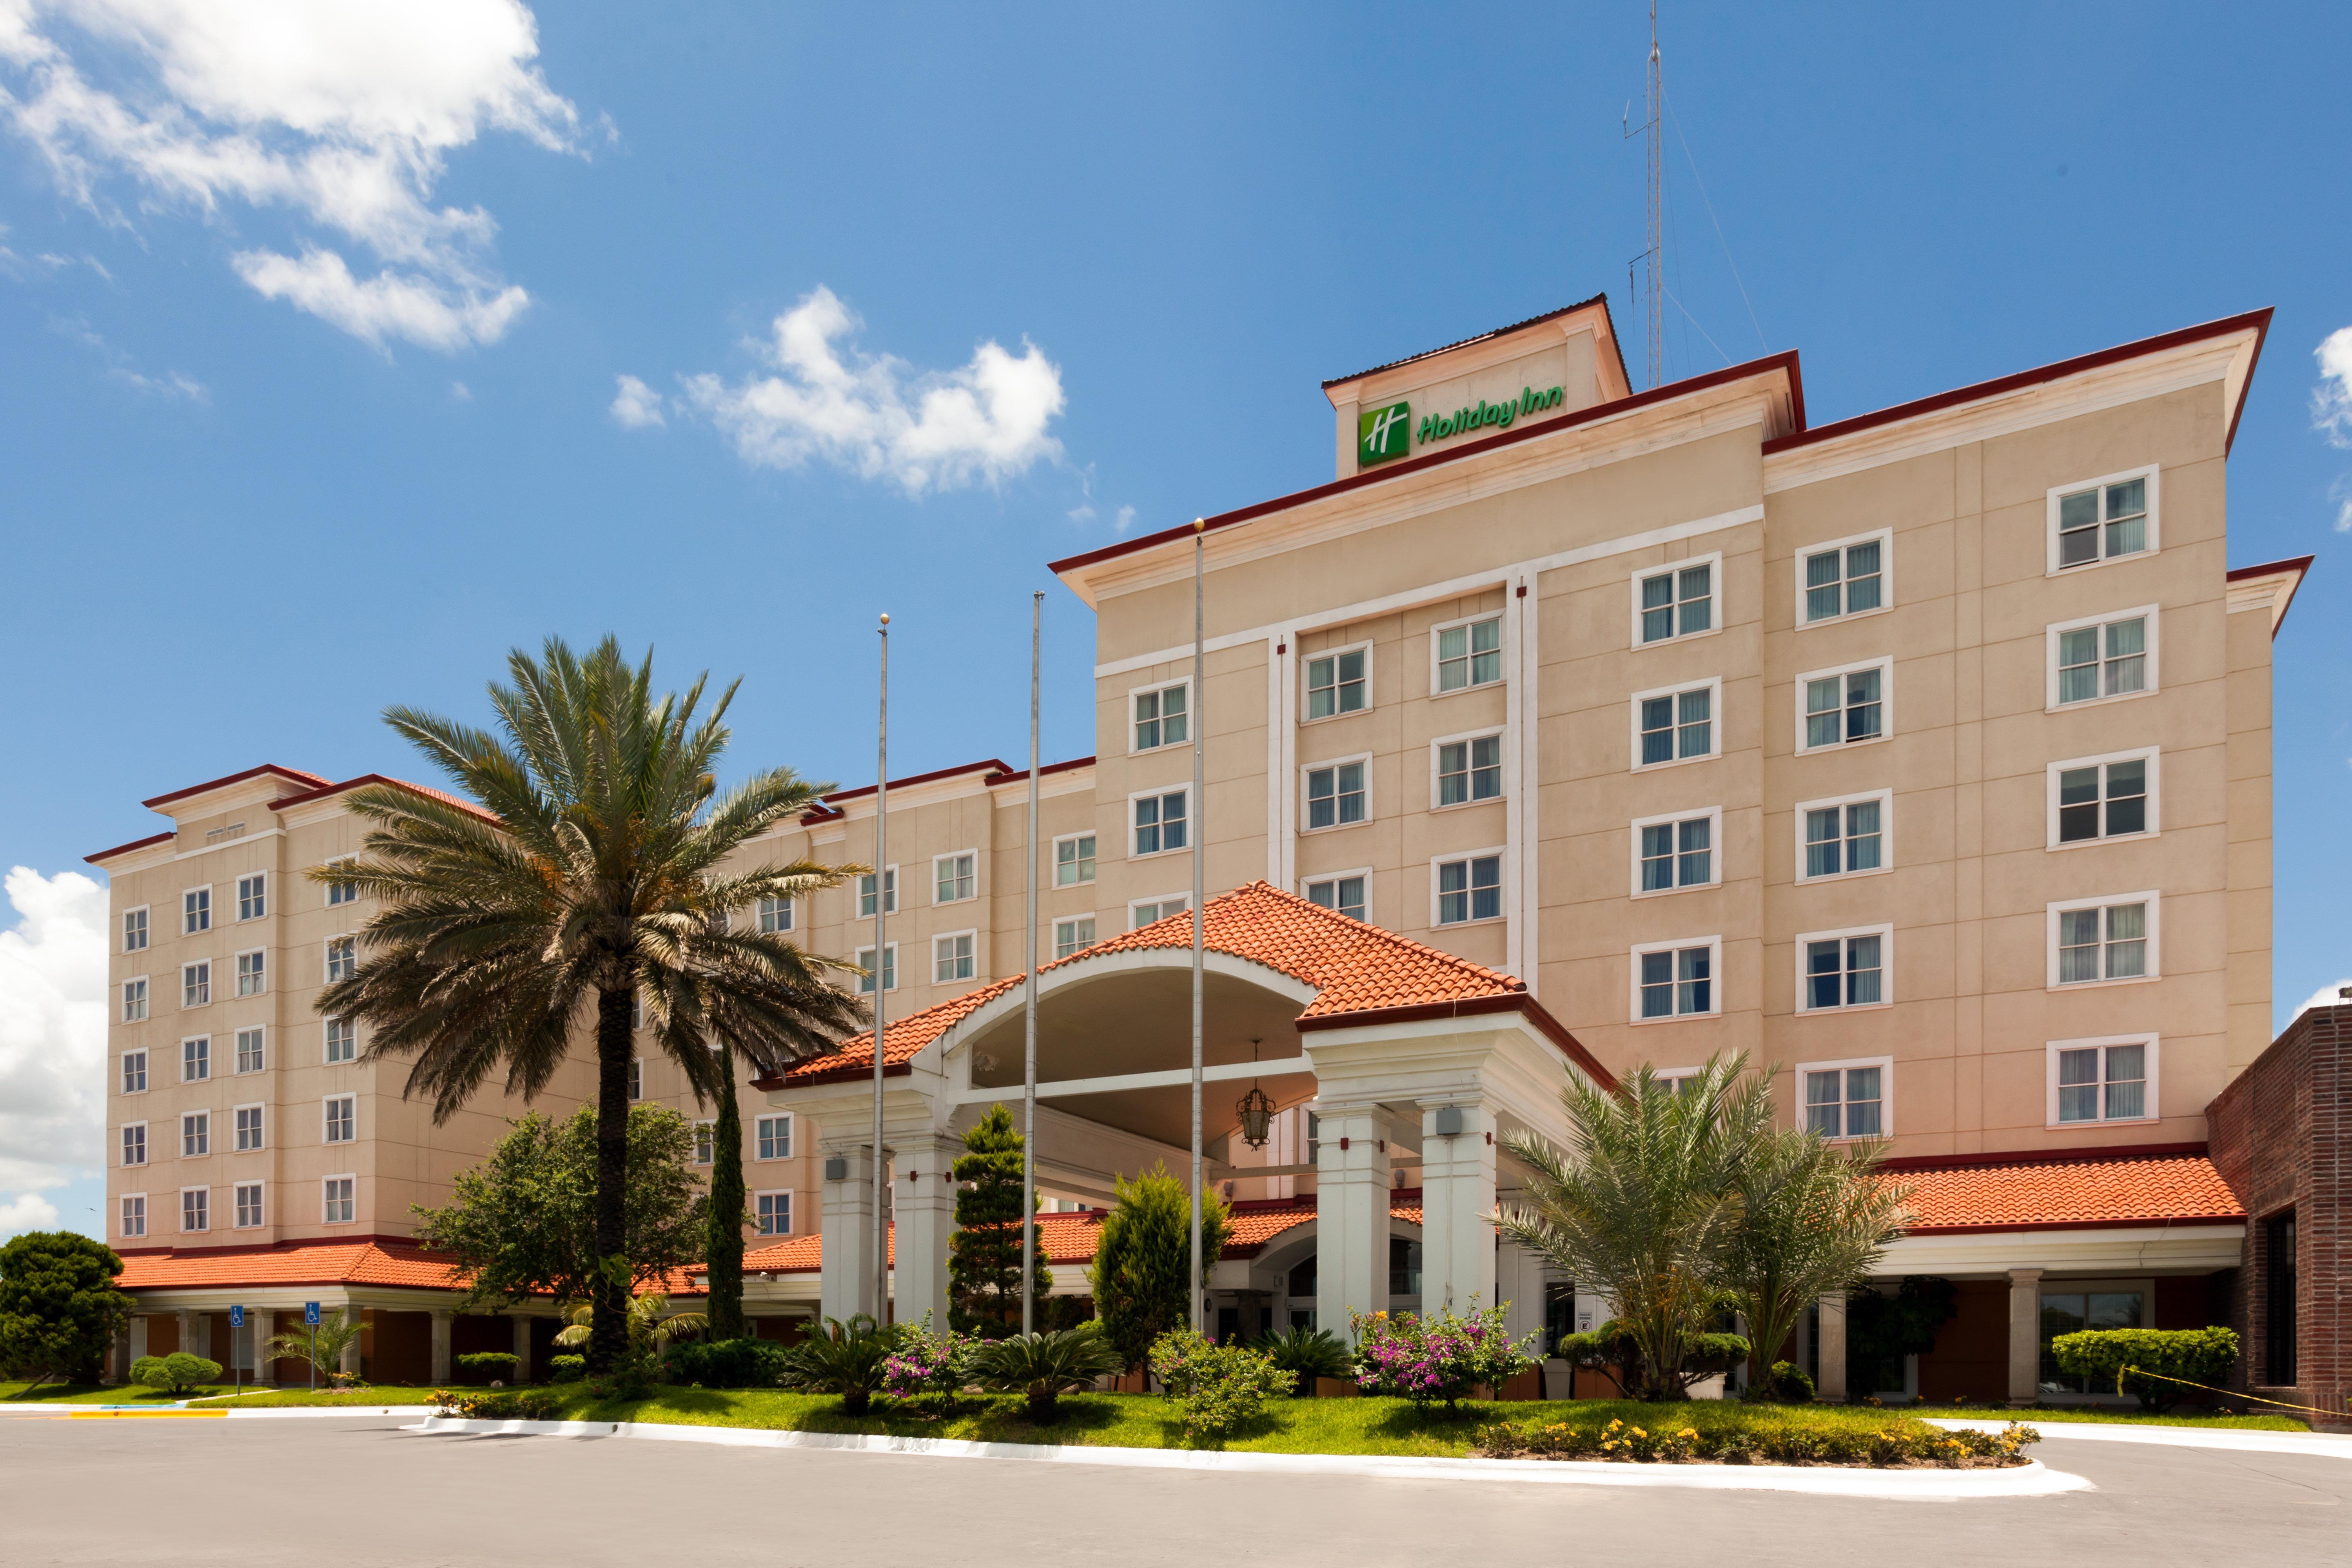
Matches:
[1295,993,1617,1091]
[140,764,330,810]
[1047,351,1805,579]
[1901,1214,2245,1238]
[800,758,1016,822]
[1878,1142,2210,1174]
[1761,309,2274,460]
[85,830,175,865]
[2225,553,2314,638]
[267,774,502,826]
[1319,294,1614,390]
[982,756,1098,788]
[773,1059,914,1090]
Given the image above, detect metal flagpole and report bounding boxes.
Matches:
[872,613,890,1322]
[1022,591,1042,1336]
[1189,518,1205,1336]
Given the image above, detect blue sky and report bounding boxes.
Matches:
[4,2,2349,1240]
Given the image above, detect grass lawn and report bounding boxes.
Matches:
[187,1387,447,1409]
[0,1381,246,1405]
[1911,1405,2308,1432]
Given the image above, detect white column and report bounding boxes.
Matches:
[1815,1293,1848,1402]
[511,1315,531,1382]
[1314,1102,1392,1339]
[338,1310,364,1379]
[177,1308,205,1361]
[819,1144,880,1324]
[2007,1268,2044,1406]
[892,1134,961,1333]
[429,1311,453,1384]
[1419,1100,1497,1316]
[128,1316,149,1366]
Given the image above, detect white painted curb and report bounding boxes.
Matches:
[1,1403,438,1418]
[1928,1418,2352,1459]
[410,1415,2090,1498]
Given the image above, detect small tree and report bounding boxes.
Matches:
[262,1308,365,1387]
[412,1104,708,1310]
[948,1105,1052,1335]
[1087,1164,1232,1372]
[0,1232,133,1395]
[131,1352,221,1396]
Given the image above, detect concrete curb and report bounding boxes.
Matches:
[1927,1418,2352,1459]
[410,1415,2090,1498]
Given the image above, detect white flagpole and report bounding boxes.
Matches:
[1189,518,1205,1336]
[1022,590,1042,1337]
[872,613,890,1322]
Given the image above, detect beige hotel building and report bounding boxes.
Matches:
[93,295,2343,1417]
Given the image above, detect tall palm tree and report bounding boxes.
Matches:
[315,636,865,1372]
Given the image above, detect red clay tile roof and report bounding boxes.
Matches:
[762,881,1609,1089]
[1889,1149,2247,1234]
[116,1237,465,1292]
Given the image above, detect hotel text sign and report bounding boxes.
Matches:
[1358,384,1566,469]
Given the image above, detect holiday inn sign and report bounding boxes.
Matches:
[1357,383,1567,468]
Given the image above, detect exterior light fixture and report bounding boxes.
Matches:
[1236,1037,1274,1150]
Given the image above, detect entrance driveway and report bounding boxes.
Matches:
[4,1414,2344,1566]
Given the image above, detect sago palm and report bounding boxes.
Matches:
[314,636,865,1372]
[261,1308,365,1387]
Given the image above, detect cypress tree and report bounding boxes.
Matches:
[1087,1164,1233,1370]
[948,1105,1052,1335]
[704,1043,748,1340]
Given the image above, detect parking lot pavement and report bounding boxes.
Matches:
[3,1415,2345,1568]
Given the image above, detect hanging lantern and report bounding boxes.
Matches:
[1236,1082,1275,1150]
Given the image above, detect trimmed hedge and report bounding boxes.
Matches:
[455,1352,520,1383]
[1480,1414,2039,1467]
[548,1355,586,1383]
[2049,1327,2238,1411]
[434,1388,559,1421]
[663,1336,792,1389]
[131,1352,221,1395]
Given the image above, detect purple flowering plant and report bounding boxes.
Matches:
[1350,1299,1539,1410]
[880,1315,973,1400]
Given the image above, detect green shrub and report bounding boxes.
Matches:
[1149,1328,1296,1443]
[1480,1414,2040,1467]
[662,1337,791,1389]
[435,1388,560,1421]
[131,1352,222,1395]
[454,1352,521,1383]
[0,1232,133,1392]
[2049,1327,2239,1412]
[881,1317,975,1399]
[780,1316,900,1414]
[548,1355,586,1383]
[1086,1166,1231,1370]
[1352,1301,1541,1409]
[1250,1323,1353,1386]
[968,1324,1123,1422]
[1755,1360,1816,1404]
[1554,1318,1745,1402]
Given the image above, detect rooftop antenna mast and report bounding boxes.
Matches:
[1622,1,1662,388]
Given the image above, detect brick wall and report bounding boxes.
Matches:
[2209,1003,2351,1428]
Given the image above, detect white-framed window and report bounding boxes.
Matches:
[233,1103,264,1152]
[236,873,266,921]
[2048,466,2157,573]
[757,896,796,934]
[1631,678,1720,769]
[1800,1056,1891,1140]
[1131,679,1190,752]
[183,886,211,935]
[1130,893,1189,928]
[2048,893,2158,987]
[626,1059,643,1102]
[1431,611,1504,695]
[1432,733,1503,808]
[1304,757,1371,828]
[322,1176,355,1225]
[1304,644,1371,720]
[325,936,356,983]
[324,1016,356,1064]
[2049,1034,2158,1126]
[932,851,977,905]
[2049,607,2156,709]
[234,1027,264,1074]
[855,944,898,994]
[1796,791,1890,881]
[1797,530,1890,625]
[233,1181,263,1229]
[121,977,149,1022]
[120,1193,146,1239]
[934,930,976,983]
[235,949,266,998]
[1632,937,1720,1021]
[182,962,211,1009]
[1797,925,1893,1013]
[120,1049,148,1094]
[322,1094,356,1144]
[1131,786,1189,857]
[632,992,646,1031]
[1053,915,1097,958]
[1304,872,1369,922]
[122,906,149,953]
[1632,554,1718,646]
[756,1114,792,1161]
[1797,658,1889,753]
[857,867,898,917]
[2050,748,2157,848]
[180,1187,209,1233]
[120,1122,147,1167]
[692,1120,715,1165]
[324,858,360,907]
[181,1035,210,1082]
[181,1111,209,1158]
[1631,807,1720,896]
[1432,851,1504,927]
[755,1191,791,1237]
[1054,832,1097,887]
[1653,1066,1704,1095]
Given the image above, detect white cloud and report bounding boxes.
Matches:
[0,1191,59,1236]
[2317,326,2352,448]
[676,285,1065,495]
[0,867,107,1198]
[609,372,664,428]
[449,378,470,401]
[2293,977,2352,1018]
[0,0,579,351]
[112,366,205,400]
[1113,504,1136,534]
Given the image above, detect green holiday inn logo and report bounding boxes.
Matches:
[1359,400,1412,467]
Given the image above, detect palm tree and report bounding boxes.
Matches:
[553,1292,709,1359]
[261,1308,365,1388]
[314,636,865,1372]
[1496,1054,1772,1400]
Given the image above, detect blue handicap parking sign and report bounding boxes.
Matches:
[304,1301,321,1327]
[229,1305,244,1328]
